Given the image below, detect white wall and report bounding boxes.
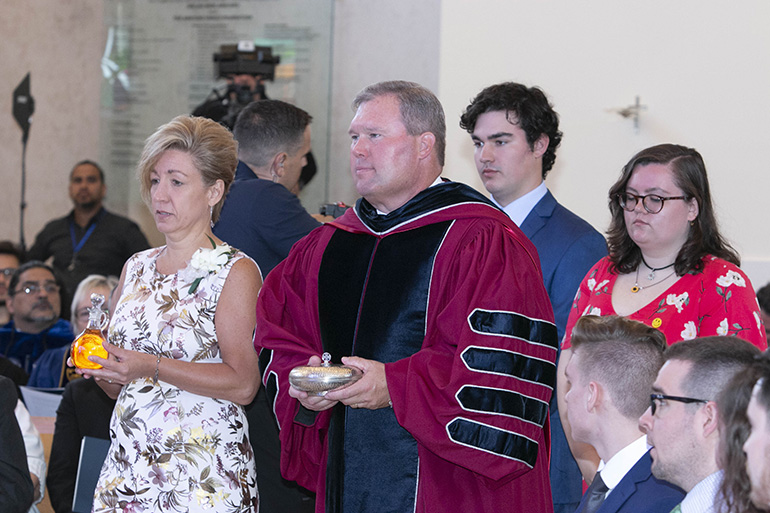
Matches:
[439,0,770,288]
[0,1,104,248]
[327,0,441,205]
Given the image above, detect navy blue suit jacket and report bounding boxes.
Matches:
[214,161,320,277]
[518,190,606,508]
[575,451,685,513]
[518,190,607,345]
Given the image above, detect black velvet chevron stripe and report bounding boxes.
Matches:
[468,309,558,350]
[447,418,538,467]
[462,347,556,390]
[457,386,549,427]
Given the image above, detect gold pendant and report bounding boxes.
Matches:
[631,284,640,293]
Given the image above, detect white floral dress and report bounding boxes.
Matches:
[93,246,258,513]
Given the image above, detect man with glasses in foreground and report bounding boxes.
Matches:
[0,261,73,380]
[638,336,760,513]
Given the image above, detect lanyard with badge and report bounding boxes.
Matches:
[68,210,104,271]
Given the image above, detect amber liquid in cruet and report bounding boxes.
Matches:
[72,328,108,369]
[72,293,109,369]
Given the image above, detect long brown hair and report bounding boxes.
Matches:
[607,144,739,275]
[717,365,763,513]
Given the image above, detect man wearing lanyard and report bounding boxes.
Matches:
[27,161,149,311]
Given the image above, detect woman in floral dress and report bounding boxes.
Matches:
[79,115,262,512]
[555,143,767,482]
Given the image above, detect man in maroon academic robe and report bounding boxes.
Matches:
[255,80,557,513]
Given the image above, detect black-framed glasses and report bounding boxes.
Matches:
[618,193,688,214]
[13,282,60,296]
[0,268,16,277]
[650,393,708,416]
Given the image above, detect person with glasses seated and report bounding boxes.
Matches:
[556,144,767,483]
[0,261,73,380]
[638,336,760,513]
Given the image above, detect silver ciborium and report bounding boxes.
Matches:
[289,352,362,396]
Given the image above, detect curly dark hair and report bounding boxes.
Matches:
[717,364,764,513]
[459,82,562,177]
[607,143,739,275]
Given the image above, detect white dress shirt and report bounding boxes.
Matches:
[490,181,547,226]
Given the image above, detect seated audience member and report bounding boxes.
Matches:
[757,282,770,339]
[0,376,35,513]
[28,274,117,388]
[27,160,149,309]
[717,364,764,513]
[46,376,116,513]
[0,262,73,376]
[559,144,767,481]
[565,315,683,513]
[743,354,770,512]
[15,392,46,513]
[0,240,24,325]
[639,337,760,513]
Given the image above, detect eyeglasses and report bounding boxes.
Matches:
[618,193,688,214]
[0,268,16,277]
[650,393,708,416]
[13,282,60,296]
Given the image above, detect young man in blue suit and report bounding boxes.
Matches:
[461,82,607,513]
[564,316,684,513]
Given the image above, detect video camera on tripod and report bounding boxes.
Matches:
[193,41,281,128]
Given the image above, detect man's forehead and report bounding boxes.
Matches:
[351,95,402,124]
[652,359,689,393]
[19,267,55,282]
[0,254,20,268]
[71,164,101,180]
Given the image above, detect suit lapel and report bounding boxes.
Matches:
[519,189,556,239]
[595,450,653,513]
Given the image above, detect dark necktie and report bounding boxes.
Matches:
[582,471,610,513]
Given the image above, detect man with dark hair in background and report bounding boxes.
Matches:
[27,160,149,310]
[564,315,683,513]
[215,99,332,278]
[461,82,607,512]
[639,337,760,512]
[214,99,330,512]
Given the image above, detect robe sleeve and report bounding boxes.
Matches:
[384,220,558,483]
[254,229,332,492]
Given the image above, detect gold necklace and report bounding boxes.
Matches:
[631,265,677,293]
